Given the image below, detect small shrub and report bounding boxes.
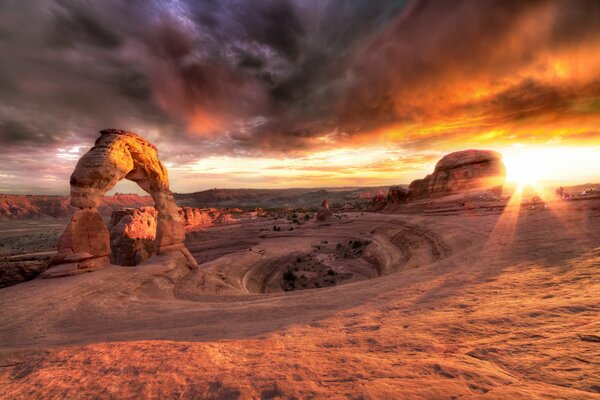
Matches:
[283,269,296,282]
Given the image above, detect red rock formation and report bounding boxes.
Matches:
[215,213,235,224]
[387,186,409,204]
[368,193,387,212]
[0,195,71,220]
[408,150,505,200]
[107,206,240,265]
[178,207,220,231]
[317,200,334,221]
[41,129,197,278]
[108,207,157,266]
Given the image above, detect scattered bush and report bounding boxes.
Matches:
[283,269,296,282]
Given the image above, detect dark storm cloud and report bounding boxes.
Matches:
[50,2,122,49]
[0,0,599,176]
[132,0,408,152]
[487,80,570,121]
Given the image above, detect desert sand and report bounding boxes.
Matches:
[0,197,598,399]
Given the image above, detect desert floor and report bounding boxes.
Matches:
[0,200,599,399]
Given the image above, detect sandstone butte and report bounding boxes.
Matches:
[372,149,506,211]
[39,129,198,278]
[408,149,506,200]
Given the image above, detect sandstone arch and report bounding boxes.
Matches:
[41,129,197,278]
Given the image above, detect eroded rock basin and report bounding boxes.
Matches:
[182,212,455,294]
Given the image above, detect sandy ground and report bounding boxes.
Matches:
[0,218,67,256]
[0,200,599,399]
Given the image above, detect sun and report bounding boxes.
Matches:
[503,150,547,187]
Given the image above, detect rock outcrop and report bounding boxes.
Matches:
[178,207,225,231]
[108,207,157,266]
[108,206,238,266]
[0,257,49,288]
[387,186,409,205]
[370,186,409,212]
[40,129,197,278]
[369,193,387,212]
[316,200,334,221]
[408,150,505,200]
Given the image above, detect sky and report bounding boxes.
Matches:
[0,0,600,194]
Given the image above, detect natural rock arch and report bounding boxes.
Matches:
[41,129,197,278]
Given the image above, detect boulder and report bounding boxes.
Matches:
[108,207,157,266]
[0,260,48,288]
[408,150,505,200]
[317,200,334,221]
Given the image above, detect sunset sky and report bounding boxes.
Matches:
[1,0,599,194]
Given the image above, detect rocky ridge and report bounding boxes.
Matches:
[408,149,505,200]
[0,193,152,220]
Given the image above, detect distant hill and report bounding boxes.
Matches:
[0,194,153,220]
[0,187,394,220]
[174,187,391,210]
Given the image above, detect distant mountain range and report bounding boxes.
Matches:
[174,187,391,209]
[3,182,596,220]
[0,187,391,220]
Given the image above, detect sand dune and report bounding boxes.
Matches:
[0,199,599,399]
